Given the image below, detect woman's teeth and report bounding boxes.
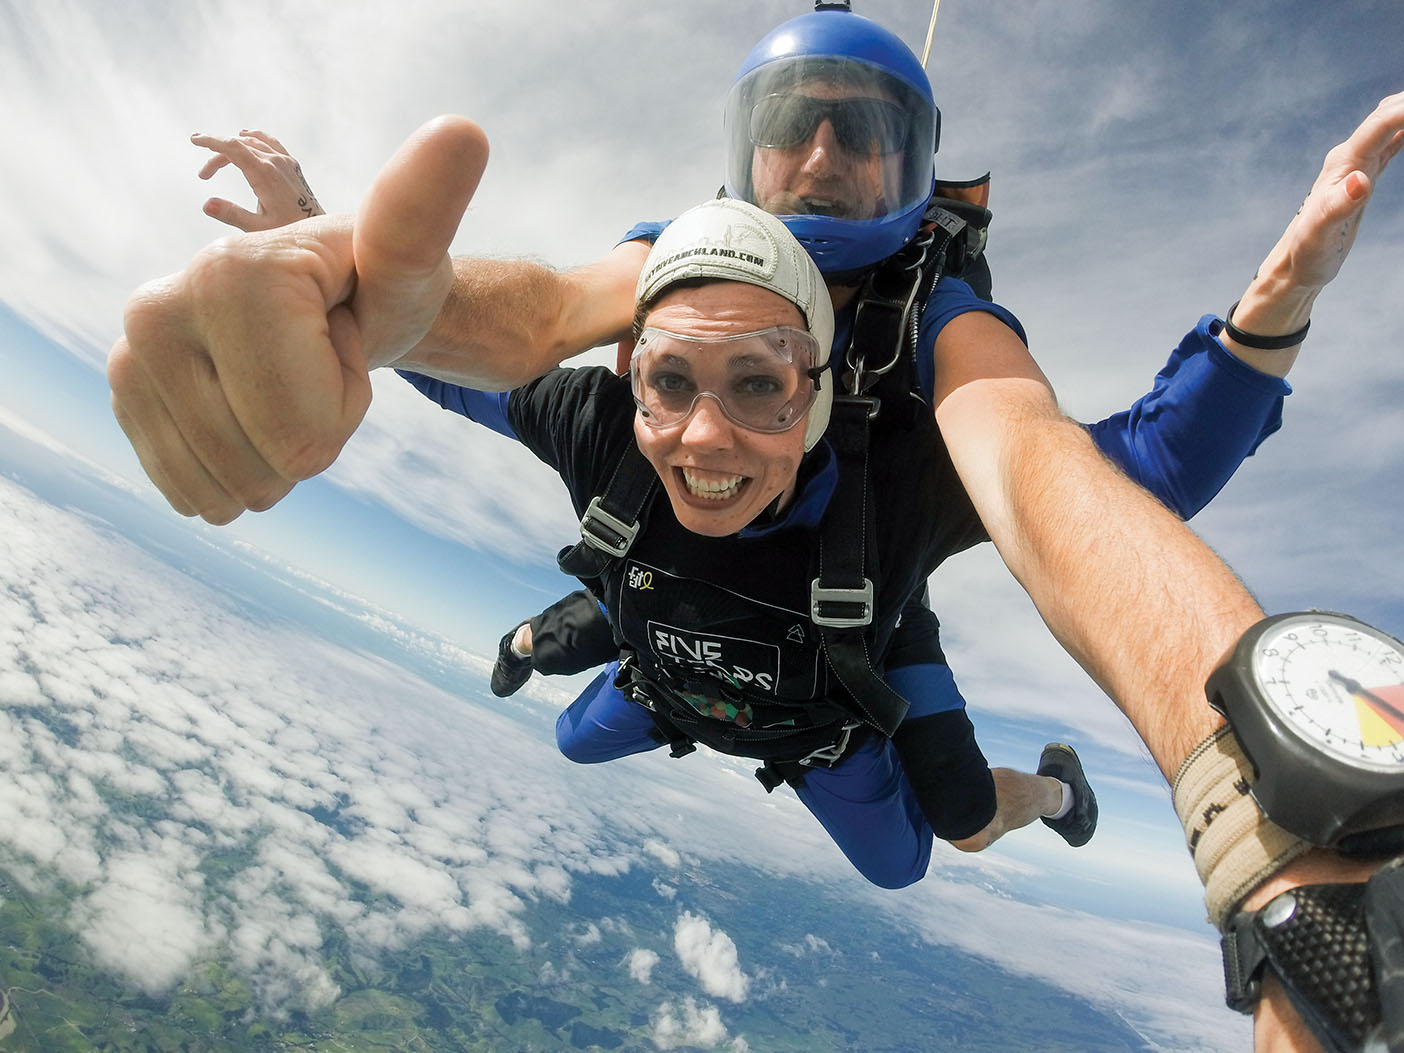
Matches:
[682,470,744,500]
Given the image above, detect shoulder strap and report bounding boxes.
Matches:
[809,208,976,739]
[556,442,657,580]
[810,394,911,738]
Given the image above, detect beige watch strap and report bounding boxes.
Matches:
[1172,726,1313,930]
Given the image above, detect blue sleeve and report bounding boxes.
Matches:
[886,662,967,720]
[1086,315,1290,519]
[619,220,667,246]
[395,370,519,440]
[912,278,1027,402]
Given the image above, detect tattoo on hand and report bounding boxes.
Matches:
[293,164,319,218]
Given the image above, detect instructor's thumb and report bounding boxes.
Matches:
[352,115,489,365]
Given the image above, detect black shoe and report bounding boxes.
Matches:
[490,622,533,697]
[1038,742,1098,848]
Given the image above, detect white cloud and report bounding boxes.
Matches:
[537,960,569,986]
[71,849,220,995]
[653,879,678,901]
[627,947,660,984]
[779,933,835,958]
[673,911,750,1004]
[574,923,602,947]
[650,997,740,1051]
[643,838,682,869]
[0,470,639,1008]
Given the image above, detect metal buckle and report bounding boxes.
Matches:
[798,722,860,768]
[810,579,874,629]
[834,390,881,422]
[578,496,639,557]
[842,232,930,393]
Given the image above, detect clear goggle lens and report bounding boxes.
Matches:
[630,326,820,434]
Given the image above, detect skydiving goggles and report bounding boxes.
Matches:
[630,326,823,434]
[748,93,909,155]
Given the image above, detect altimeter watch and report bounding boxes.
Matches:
[1206,610,1404,849]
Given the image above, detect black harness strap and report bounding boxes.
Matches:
[842,227,935,402]
[756,758,811,792]
[810,392,908,737]
[613,653,697,758]
[807,218,959,740]
[556,442,657,580]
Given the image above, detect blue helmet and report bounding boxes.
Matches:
[723,8,940,275]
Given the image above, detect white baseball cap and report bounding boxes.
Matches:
[636,199,835,450]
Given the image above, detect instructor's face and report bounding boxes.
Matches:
[634,282,809,538]
[749,79,901,223]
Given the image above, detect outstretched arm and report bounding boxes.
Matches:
[1086,91,1404,518]
[111,116,488,524]
[189,126,645,388]
[935,91,1404,1037]
[1221,90,1404,376]
[932,310,1378,1051]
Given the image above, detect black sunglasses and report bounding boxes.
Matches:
[749,93,909,155]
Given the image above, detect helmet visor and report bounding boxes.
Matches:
[724,56,937,225]
[630,326,821,434]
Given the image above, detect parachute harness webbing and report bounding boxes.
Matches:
[1173,726,1313,930]
[557,442,657,581]
[814,394,910,738]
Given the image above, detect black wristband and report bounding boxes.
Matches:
[1223,300,1310,350]
[1221,881,1381,1050]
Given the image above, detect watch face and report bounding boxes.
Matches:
[1252,613,1404,772]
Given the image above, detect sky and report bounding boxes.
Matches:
[1,0,1402,1046]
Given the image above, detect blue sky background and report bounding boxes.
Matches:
[1,1,1402,1047]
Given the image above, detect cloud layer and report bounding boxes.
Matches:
[0,441,1249,1047]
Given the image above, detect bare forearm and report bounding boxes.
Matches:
[944,381,1261,779]
[1218,92,1404,378]
[1215,232,1329,376]
[396,242,647,389]
[397,257,582,388]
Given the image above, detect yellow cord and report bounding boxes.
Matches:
[920,0,942,69]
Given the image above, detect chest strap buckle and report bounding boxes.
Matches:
[810,579,874,629]
[578,495,640,557]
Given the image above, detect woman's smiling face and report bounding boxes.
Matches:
[633,281,811,538]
